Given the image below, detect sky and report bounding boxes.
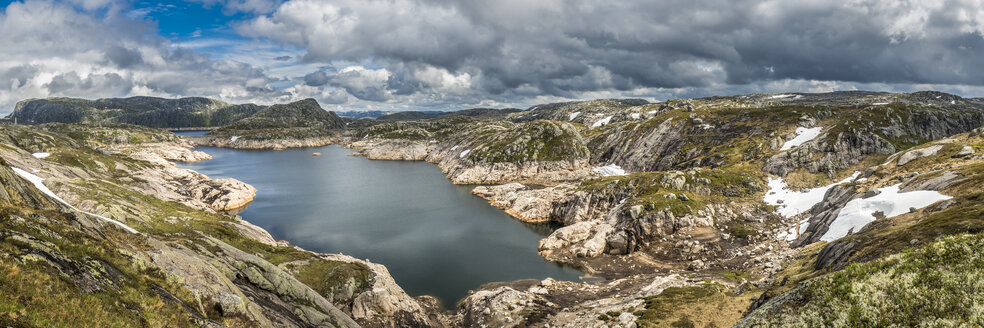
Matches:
[1,0,983,114]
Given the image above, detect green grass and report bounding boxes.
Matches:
[746,234,984,327]
[635,283,760,328]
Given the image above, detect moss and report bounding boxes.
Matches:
[467,120,589,163]
[635,283,760,328]
[578,166,762,217]
[284,258,372,302]
[748,234,984,327]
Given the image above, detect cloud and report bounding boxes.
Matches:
[190,0,283,14]
[4,0,984,115]
[0,0,285,113]
[303,70,328,86]
[237,0,984,102]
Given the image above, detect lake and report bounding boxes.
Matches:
[173,132,586,308]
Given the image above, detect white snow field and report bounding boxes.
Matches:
[819,184,951,241]
[780,127,823,150]
[593,164,627,176]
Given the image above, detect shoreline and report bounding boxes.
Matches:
[175,139,595,295]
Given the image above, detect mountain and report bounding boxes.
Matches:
[335,110,393,119]
[206,98,345,141]
[340,90,984,326]
[4,90,984,327]
[375,107,522,121]
[7,96,264,128]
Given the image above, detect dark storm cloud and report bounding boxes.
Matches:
[303,70,329,86]
[239,0,984,99]
[45,72,132,96]
[0,65,39,88]
[104,45,143,68]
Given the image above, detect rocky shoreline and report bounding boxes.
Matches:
[187,135,336,150]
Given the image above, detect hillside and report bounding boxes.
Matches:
[206,98,344,141]
[0,122,441,327]
[4,90,984,327]
[375,107,522,121]
[335,90,984,326]
[7,96,263,128]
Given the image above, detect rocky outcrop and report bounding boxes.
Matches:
[123,141,212,165]
[588,118,689,172]
[0,123,446,327]
[188,135,336,150]
[318,254,446,328]
[896,144,944,166]
[472,183,574,222]
[8,96,262,128]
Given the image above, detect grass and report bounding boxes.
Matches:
[578,166,763,217]
[635,282,761,328]
[746,234,984,327]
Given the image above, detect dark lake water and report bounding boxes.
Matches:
[172,132,585,308]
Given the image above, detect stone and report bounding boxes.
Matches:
[629,205,644,219]
[955,145,974,158]
[661,171,687,190]
[897,144,944,166]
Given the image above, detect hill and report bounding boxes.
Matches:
[7,96,263,128]
[207,98,345,141]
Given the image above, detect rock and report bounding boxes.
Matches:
[606,231,631,255]
[955,145,974,158]
[312,152,321,156]
[458,287,538,328]
[618,312,637,328]
[539,222,595,250]
[897,144,944,166]
[629,205,644,219]
[473,183,573,222]
[661,171,687,190]
[216,292,246,315]
[688,259,706,271]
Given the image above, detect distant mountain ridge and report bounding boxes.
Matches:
[7,96,264,128]
[207,98,345,140]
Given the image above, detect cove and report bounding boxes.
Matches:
[174,133,585,308]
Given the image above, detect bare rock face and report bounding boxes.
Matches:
[189,136,336,150]
[456,286,541,328]
[125,142,212,165]
[472,183,575,222]
[897,144,944,166]
[318,254,447,328]
[351,139,432,161]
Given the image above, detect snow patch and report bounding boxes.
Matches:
[11,167,138,233]
[764,172,860,218]
[230,136,241,142]
[872,102,890,106]
[630,113,640,120]
[459,149,471,158]
[591,116,613,128]
[780,127,823,151]
[593,164,627,176]
[820,184,951,242]
[450,145,459,151]
[569,112,581,120]
[647,110,659,115]
[32,152,50,159]
[700,124,715,130]
[770,94,795,99]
